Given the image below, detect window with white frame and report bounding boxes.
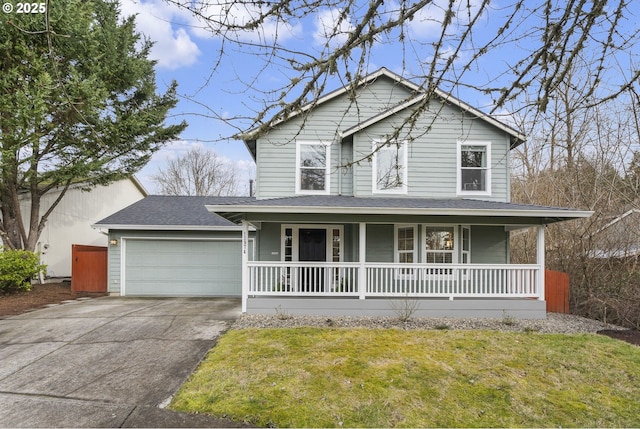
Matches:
[461,226,471,264]
[395,225,416,263]
[424,226,456,263]
[373,140,407,193]
[458,141,491,195]
[280,225,343,262]
[297,141,330,193]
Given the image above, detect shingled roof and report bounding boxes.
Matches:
[94,195,255,230]
[205,195,593,225]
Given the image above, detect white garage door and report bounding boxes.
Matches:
[123,239,242,296]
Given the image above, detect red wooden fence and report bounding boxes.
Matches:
[71,245,107,293]
[545,269,570,313]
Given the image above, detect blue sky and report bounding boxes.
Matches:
[120,0,640,194]
[121,0,505,194]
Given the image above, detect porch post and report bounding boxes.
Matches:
[359,222,366,300]
[537,225,546,301]
[241,219,249,313]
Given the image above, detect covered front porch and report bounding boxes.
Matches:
[206,196,591,318]
[243,223,545,318]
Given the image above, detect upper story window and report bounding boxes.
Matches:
[457,141,491,196]
[296,141,330,194]
[373,139,408,194]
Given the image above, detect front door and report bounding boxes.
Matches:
[299,229,327,262]
[299,229,326,291]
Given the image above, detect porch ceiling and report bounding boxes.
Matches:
[205,196,592,225]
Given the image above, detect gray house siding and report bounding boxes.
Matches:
[339,138,354,196]
[366,224,395,262]
[352,103,511,201]
[258,222,283,262]
[255,79,512,201]
[255,77,414,199]
[470,226,509,264]
[251,221,509,266]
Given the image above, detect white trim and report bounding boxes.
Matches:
[457,140,492,197]
[243,67,526,146]
[461,225,471,264]
[242,220,249,313]
[93,224,250,231]
[247,262,543,300]
[422,224,458,264]
[280,224,344,262]
[206,203,593,220]
[295,140,331,195]
[537,225,545,301]
[372,139,408,194]
[118,236,255,297]
[359,223,366,300]
[394,224,417,263]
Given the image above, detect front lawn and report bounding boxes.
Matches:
[170,328,640,427]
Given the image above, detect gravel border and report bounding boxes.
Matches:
[232,312,628,334]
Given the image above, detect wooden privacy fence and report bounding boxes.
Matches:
[71,245,107,293]
[545,269,570,313]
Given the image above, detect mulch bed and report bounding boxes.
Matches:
[1,284,640,347]
[0,282,107,318]
[597,329,640,347]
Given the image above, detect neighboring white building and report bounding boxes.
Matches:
[19,177,147,278]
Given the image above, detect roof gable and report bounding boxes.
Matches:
[244,68,525,158]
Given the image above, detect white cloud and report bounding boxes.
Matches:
[150,140,206,163]
[188,1,303,43]
[422,43,472,71]
[120,0,201,70]
[313,8,355,48]
[408,0,485,40]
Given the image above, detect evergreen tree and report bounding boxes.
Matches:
[0,0,186,250]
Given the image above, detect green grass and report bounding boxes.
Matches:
[170,328,640,427]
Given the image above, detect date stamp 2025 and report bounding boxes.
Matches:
[3,2,47,14]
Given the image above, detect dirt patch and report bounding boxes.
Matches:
[0,282,107,318]
[598,329,640,347]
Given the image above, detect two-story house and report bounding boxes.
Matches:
[96,68,591,318]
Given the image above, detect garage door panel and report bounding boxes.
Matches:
[124,239,242,297]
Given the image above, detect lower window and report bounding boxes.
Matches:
[424,226,455,263]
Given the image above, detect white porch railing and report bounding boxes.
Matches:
[247,262,541,299]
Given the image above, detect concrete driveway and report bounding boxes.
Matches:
[0,296,247,428]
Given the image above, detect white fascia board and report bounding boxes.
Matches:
[241,67,525,146]
[206,204,593,220]
[129,175,149,196]
[340,97,423,139]
[90,224,250,231]
[339,90,525,145]
[242,68,416,139]
[433,88,526,144]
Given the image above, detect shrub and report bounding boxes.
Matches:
[0,248,46,293]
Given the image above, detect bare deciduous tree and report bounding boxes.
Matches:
[152,147,240,196]
[165,0,639,143]
[510,62,640,328]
